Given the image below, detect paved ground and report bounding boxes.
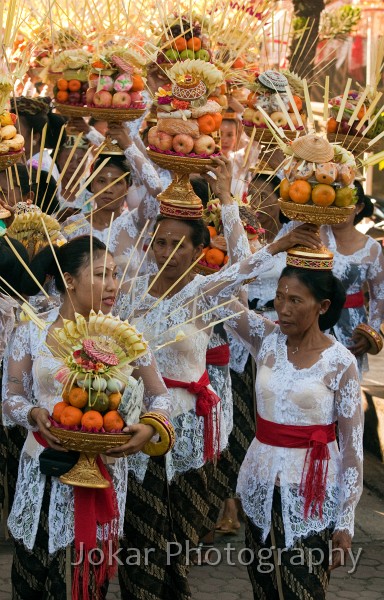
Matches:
[0,354,383,599]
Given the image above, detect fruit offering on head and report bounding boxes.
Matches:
[150,60,223,157]
[327,90,368,137]
[280,133,358,209]
[158,17,210,65]
[242,69,306,133]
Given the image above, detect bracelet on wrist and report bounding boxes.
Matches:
[355,323,383,355]
[140,412,175,457]
[27,407,37,426]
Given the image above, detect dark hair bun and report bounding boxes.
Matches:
[0,237,30,297]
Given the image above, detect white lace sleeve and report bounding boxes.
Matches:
[334,358,364,536]
[85,126,105,146]
[200,245,275,303]
[0,295,17,361]
[221,204,251,264]
[124,142,162,203]
[132,349,171,415]
[366,241,384,335]
[2,323,36,430]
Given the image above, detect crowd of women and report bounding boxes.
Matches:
[0,64,383,600]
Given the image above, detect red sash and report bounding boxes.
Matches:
[206,344,230,366]
[163,370,220,461]
[255,414,336,520]
[343,291,364,309]
[33,431,119,600]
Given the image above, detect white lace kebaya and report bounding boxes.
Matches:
[2,308,171,553]
[61,143,162,277]
[116,226,276,482]
[213,302,363,548]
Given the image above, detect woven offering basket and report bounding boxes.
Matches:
[87,107,146,122]
[0,150,24,172]
[51,425,132,488]
[278,199,355,226]
[54,104,90,118]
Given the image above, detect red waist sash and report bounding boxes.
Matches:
[206,343,230,366]
[256,414,336,520]
[33,430,119,600]
[343,291,364,309]
[163,370,220,461]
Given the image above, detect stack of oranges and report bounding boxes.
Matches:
[198,226,229,272]
[54,78,88,106]
[52,382,125,432]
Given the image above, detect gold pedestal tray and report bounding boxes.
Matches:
[243,125,303,143]
[87,107,146,155]
[51,426,131,488]
[278,199,355,226]
[147,150,214,218]
[0,150,24,172]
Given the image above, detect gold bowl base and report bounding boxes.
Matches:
[279,199,355,225]
[51,426,131,488]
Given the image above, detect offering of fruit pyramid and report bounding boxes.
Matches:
[0,110,24,155]
[148,59,223,158]
[327,88,384,146]
[280,133,358,210]
[85,46,147,110]
[157,16,211,66]
[242,69,306,134]
[52,49,91,107]
[50,311,148,433]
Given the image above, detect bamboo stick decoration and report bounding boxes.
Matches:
[323,75,329,124]
[4,235,50,299]
[285,85,304,129]
[347,87,369,126]
[336,78,352,123]
[302,79,314,131]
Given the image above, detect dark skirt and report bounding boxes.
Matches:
[118,457,213,600]
[11,477,108,600]
[209,354,256,498]
[245,487,330,600]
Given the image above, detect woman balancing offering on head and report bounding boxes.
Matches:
[2,236,172,600]
[200,165,363,598]
[62,125,164,277]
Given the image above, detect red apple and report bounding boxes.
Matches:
[148,126,173,151]
[172,133,194,154]
[86,87,96,105]
[112,92,132,108]
[130,91,143,103]
[93,90,113,107]
[193,135,216,155]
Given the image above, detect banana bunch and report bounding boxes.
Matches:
[0,111,24,155]
[169,59,223,95]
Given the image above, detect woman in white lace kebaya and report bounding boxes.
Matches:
[215,258,363,600]
[2,236,171,600]
[62,126,162,278]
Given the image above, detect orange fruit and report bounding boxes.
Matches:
[173,37,187,52]
[92,60,106,69]
[288,95,303,112]
[103,410,124,432]
[57,79,69,91]
[108,392,122,410]
[232,57,245,69]
[60,405,83,427]
[198,114,216,134]
[89,72,99,81]
[326,117,338,134]
[357,105,366,120]
[68,79,81,91]
[280,178,291,201]
[52,400,69,424]
[247,92,258,109]
[205,248,225,266]
[201,246,210,256]
[207,225,217,238]
[81,410,104,431]
[212,113,223,130]
[68,386,88,408]
[223,255,229,264]
[131,74,145,92]
[311,183,336,207]
[288,180,312,204]
[187,37,201,51]
[56,90,69,103]
[62,386,71,403]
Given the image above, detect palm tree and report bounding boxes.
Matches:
[289,0,325,80]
